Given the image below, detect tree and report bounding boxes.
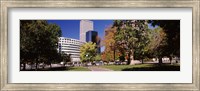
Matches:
[134,28,151,64]
[148,20,180,63]
[61,53,71,66]
[20,21,37,70]
[20,20,61,70]
[95,54,102,61]
[145,27,167,63]
[102,27,119,62]
[80,42,97,62]
[113,20,149,65]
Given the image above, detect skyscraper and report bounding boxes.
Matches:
[86,31,101,53]
[86,31,98,43]
[80,20,93,42]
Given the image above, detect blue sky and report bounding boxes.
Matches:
[47,20,156,40]
[47,20,114,40]
[47,20,156,52]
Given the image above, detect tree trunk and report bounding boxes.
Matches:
[50,63,52,68]
[158,57,162,64]
[170,56,173,65]
[130,49,135,65]
[127,53,131,65]
[42,63,45,69]
[142,59,144,64]
[170,59,172,64]
[36,58,38,70]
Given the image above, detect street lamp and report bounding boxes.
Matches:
[85,54,88,62]
[86,53,91,62]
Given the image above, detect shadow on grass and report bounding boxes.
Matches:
[122,64,180,71]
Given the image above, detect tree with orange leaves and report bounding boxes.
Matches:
[101,27,120,62]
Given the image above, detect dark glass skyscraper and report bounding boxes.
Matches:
[86,31,98,43]
[86,31,101,53]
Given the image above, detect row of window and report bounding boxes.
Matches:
[58,43,81,47]
[61,49,80,52]
[61,44,80,47]
[59,38,80,43]
[59,41,80,44]
[61,46,80,49]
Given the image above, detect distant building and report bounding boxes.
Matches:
[86,31,98,43]
[80,20,93,42]
[58,37,85,63]
[86,31,101,53]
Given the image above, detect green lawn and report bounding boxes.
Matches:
[67,66,91,71]
[22,64,179,71]
[100,64,180,71]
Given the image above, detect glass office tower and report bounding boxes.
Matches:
[86,31,98,43]
[86,31,101,53]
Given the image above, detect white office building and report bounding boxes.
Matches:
[80,20,93,42]
[58,37,85,63]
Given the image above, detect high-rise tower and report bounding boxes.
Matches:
[80,20,93,42]
[86,31,101,53]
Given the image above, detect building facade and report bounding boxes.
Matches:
[86,31,98,43]
[58,37,85,63]
[80,20,93,42]
[86,31,101,53]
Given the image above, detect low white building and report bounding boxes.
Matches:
[58,37,85,64]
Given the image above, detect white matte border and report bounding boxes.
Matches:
[8,8,192,83]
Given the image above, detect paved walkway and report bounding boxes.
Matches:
[87,66,113,71]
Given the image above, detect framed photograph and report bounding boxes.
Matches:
[1,0,199,90]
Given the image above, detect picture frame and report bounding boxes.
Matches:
[0,0,199,90]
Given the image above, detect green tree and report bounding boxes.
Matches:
[134,28,151,64]
[20,21,37,70]
[20,20,61,70]
[148,20,180,63]
[113,20,149,65]
[144,27,167,64]
[61,53,71,66]
[80,42,97,62]
[95,54,102,61]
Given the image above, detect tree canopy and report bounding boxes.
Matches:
[80,42,97,62]
[113,20,149,65]
[148,20,180,57]
[20,20,62,70]
[102,27,120,61]
[148,20,180,63]
[146,27,167,58]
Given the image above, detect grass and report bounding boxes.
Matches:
[21,63,180,71]
[100,63,180,71]
[67,66,91,71]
